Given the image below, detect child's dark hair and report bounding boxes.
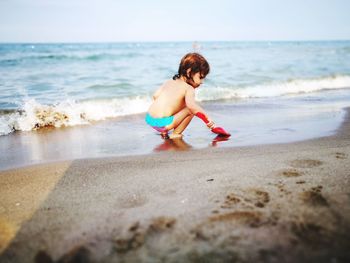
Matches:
[173,53,210,84]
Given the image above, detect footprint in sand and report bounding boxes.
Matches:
[300,186,328,207]
[115,231,145,253]
[209,211,263,227]
[149,216,177,232]
[335,152,347,159]
[290,159,323,168]
[114,216,176,253]
[271,181,293,196]
[192,210,264,241]
[194,191,278,241]
[219,189,270,209]
[246,189,270,208]
[219,193,241,209]
[279,168,303,177]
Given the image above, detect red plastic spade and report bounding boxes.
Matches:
[211,126,231,137]
[195,112,231,137]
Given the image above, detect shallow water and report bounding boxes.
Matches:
[1,41,350,170]
[1,41,350,136]
[0,89,348,171]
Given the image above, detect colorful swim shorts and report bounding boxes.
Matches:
[145,113,174,133]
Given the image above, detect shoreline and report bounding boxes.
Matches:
[0,97,347,172]
[0,108,349,262]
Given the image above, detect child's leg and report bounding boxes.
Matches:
[173,114,193,135]
[165,107,193,137]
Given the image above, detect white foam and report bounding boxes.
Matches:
[0,96,151,136]
[197,75,350,101]
[0,115,14,136]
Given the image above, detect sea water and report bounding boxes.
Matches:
[0,41,350,169]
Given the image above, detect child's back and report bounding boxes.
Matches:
[148,79,189,118]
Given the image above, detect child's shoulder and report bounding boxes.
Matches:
[163,79,174,86]
[162,79,185,89]
[166,79,192,90]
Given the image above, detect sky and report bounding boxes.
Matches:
[0,0,349,43]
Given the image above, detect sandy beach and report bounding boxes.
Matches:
[0,107,350,262]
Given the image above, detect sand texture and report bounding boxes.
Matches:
[0,109,350,263]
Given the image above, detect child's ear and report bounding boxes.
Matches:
[186,68,192,78]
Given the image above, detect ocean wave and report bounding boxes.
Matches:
[0,55,72,65]
[196,75,350,101]
[1,75,350,136]
[0,97,151,136]
[0,52,142,65]
[87,82,134,91]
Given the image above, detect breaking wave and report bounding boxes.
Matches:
[1,75,350,136]
[0,97,151,136]
[197,75,350,101]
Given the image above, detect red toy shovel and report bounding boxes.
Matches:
[211,126,231,137]
[195,112,231,137]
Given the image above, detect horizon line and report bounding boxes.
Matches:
[0,39,349,44]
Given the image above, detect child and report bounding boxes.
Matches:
[145,52,228,139]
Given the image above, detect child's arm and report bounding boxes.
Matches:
[185,87,231,136]
[185,88,215,129]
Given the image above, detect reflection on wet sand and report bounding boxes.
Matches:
[211,135,231,147]
[153,135,231,152]
[153,137,192,152]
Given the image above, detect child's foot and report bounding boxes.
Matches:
[161,133,170,139]
[169,133,183,139]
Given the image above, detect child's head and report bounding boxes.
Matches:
[173,53,210,88]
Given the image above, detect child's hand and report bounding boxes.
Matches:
[195,112,215,129]
[207,120,215,129]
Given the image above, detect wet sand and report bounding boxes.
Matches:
[0,95,346,171]
[0,108,350,262]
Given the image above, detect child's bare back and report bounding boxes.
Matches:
[148,79,189,118]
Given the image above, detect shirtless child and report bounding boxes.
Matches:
[146,53,229,139]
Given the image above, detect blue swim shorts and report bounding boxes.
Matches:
[145,113,174,132]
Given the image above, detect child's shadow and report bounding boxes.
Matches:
[153,137,192,152]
